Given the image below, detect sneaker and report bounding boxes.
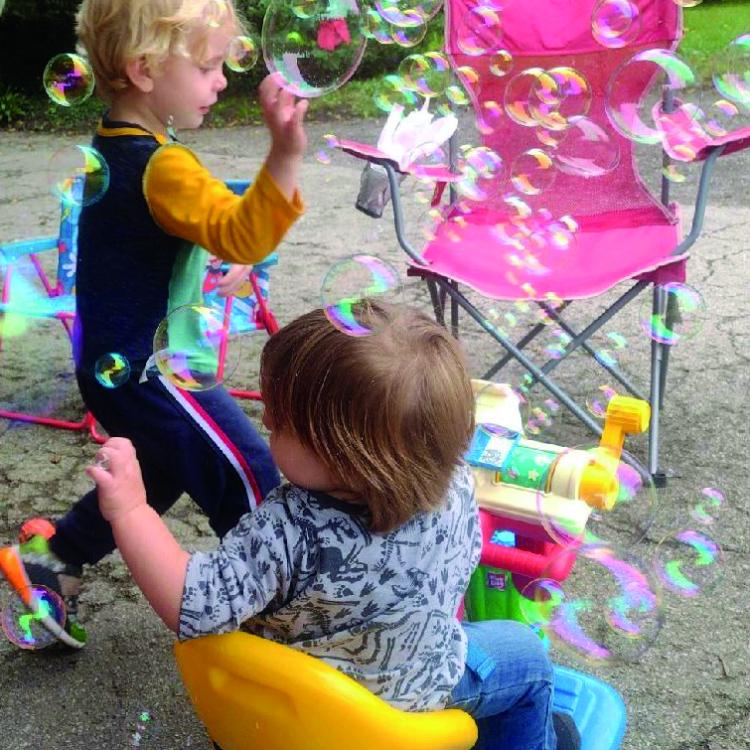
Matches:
[0,534,87,649]
[553,711,582,750]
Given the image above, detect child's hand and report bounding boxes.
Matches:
[259,73,309,158]
[86,437,147,524]
[215,263,252,298]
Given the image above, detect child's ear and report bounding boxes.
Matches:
[125,56,154,93]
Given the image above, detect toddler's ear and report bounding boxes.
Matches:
[125,56,154,93]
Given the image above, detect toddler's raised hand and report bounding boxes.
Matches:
[87,437,147,524]
[259,73,309,158]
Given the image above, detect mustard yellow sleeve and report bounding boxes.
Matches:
[143,143,305,265]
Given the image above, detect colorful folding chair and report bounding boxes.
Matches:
[0,177,105,442]
[0,178,280,438]
[341,0,750,484]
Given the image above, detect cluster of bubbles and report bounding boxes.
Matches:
[472,361,729,666]
[314,0,747,357]
[473,396,729,663]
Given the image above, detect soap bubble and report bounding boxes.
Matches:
[511,149,556,195]
[43,53,95,107]
[400,51,452,97]
[540,543,664,664]
[519,578,566,633]
[543,328,571,360]
[315,132,340,164]
[375,0,443,25]
[476,100,505,135]
[638,282,705,345]
[391,21,428,47]
[226,34,260,72]
[662,163,687,183]
[537,446,658,549]
[202,0,231,28]
[530,67,592,131]
[94,352,131,389]
[456,4,503,56]
[586,384,618,419]
[711,34,750,108]
[489,49,513,77]
[690,487,726,526]
[456,146,505,201]
[653,528,723,598]
[321,255,401,336]
[606,49,699,145]
[699,98,742,138]
[591,0,641,49]
[262,0,367,97]
[2,585,66,650]
[505,68,546,127]
[373,74,419,112]
[553,116,620,177]
[47,145,110,207]
[152,304,240,391]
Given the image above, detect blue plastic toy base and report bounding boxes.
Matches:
[552,665,627,750]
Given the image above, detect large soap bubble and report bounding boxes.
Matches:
[43,53,95,107]
[538,543,664,665]
[152,304,241,391]
[711,34,750,108]
[606,49,699,145]
[262,0,367,97]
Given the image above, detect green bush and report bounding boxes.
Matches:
[0,87,30,126]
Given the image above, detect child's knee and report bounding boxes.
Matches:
[465,620,553,685]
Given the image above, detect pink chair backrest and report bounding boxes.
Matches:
[443,0,683,222]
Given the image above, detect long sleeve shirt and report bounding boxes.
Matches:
[179,463,482,711]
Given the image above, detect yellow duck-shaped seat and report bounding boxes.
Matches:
[174,631,478,750]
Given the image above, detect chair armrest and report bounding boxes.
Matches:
[672,144,726,257]
[0,236,58,262]
[334,138,461,182]
[694,126,750,162]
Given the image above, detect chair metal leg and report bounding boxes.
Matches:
[439,279,603,436]
[426,278,446,327]
[648,285,668,486]
[450,281,460,339]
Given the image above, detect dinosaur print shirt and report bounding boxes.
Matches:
[179,463,481,711]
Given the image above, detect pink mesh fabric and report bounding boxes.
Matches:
[415,0,691,301]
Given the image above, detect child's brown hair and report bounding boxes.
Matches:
[260,303,475,533]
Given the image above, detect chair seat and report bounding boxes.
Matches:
[552,665,627,750]
[416,205,684,301]
[174,631,478,750]
[0,293,75,318]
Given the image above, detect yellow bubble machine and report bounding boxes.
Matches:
[463,380,650,626]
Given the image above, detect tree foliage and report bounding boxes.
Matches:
[0,1,443,97]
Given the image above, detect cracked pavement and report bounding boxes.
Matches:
[0,119,748,749]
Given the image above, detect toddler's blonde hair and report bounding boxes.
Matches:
[75,0,245,102]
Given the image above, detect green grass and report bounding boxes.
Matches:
[210,78,385,128]
[679,1,750,81]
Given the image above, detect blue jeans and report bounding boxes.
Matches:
[447,620,556,750]
[49,371,280,568]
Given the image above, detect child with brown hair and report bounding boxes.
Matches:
[88,302,572,749]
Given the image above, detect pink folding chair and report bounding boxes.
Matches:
[342,0,750,484]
